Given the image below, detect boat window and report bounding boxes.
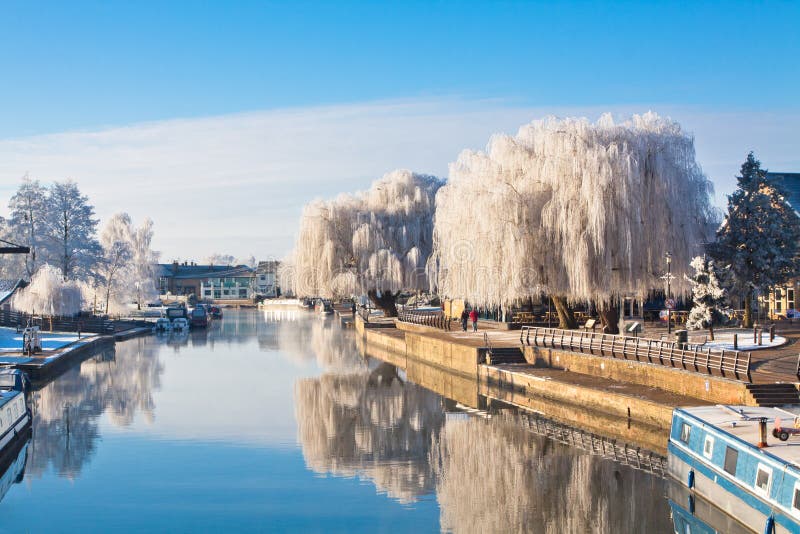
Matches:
[793,483,800,511]
[680,422,691,443]
[755,464,772,495]
[703,435,714,459]
[724,446,738,476]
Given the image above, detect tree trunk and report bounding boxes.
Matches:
[551,295,577,329]
[367,289,400,317]
[708,323,715,341]
[743,290,754,328]
[599,305,620,334]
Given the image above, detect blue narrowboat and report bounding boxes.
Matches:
[668,405,800,533]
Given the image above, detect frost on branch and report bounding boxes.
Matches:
[430,112,715,313]
[685,255,727,339]
[12,263,83,316]
[292,170,444,314]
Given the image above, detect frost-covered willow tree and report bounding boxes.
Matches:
[292,170,444,316]
[11,263,83,316]
[685,256,727,340]
[430,113,715,332]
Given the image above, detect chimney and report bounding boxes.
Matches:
[172,260,179,275]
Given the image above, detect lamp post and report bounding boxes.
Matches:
[662,252,674,334]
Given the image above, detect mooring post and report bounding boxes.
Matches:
[758,328,763,346]
[769,324,775,343]
[733,333,738,351]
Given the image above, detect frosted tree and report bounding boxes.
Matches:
[430,113,715,333]
[11,263,83,316]
[292,170,444,316]
[710,152,800,327]
[236,254,257,268]
[7,175,48,278]
[97,214,134,313]
[41,180,101,281]
[130,217,159,308]
[685,256,727,340]
[205,253,235,266]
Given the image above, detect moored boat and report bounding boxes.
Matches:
[668,405,800,533]
[0,369,31,460]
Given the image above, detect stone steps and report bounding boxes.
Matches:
[746,383,800,407]
[486,347,526,365]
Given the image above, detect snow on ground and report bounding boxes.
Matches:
[0,326,95,352]
[689,329,787,351]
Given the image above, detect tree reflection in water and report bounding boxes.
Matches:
[26,337,163,479]
[295,364,444,504]
[430,415,671,533]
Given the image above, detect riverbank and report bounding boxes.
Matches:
[352,314,788,443]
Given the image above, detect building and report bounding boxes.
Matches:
[764,172,800,318]
[255,260,279,298]
[156,262,256,302]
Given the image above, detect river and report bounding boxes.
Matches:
[0,309,674,533]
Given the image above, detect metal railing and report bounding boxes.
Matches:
[397,309,452,331]
[520,326,752,382]
[518,412,667,477]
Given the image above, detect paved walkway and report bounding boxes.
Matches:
[408,318,800,384]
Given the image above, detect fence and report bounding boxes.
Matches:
[518,412,667,477]
[0,309,115,335]
[397,309,452,331]
[520,326,752,382]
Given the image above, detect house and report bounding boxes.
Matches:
[764,172,800,318]
[156,261,256,302]
[255,260,279,298]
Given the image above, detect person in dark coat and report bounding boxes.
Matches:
[460,308,469,332]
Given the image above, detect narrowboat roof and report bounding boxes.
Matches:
[677,405,800,468]
[0,389,21,410]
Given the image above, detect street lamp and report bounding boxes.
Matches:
[661,252,675,334]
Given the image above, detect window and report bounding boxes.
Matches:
[755,464,772,496]
[223,289,230,296]
[789,288,795,310]
[703,435,714,459]
[239,289,248,297]
[793,483,800,512]
[204,290,212,297]
[724,446,738,476]
[680,423,691,443]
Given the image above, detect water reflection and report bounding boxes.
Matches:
[431,414,671,533]
[0,435,29,504]
[1,309,678,531]
[27,338,163,478]
[295,363,444,504]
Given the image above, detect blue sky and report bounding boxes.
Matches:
[0,1,798,259]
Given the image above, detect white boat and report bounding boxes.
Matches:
[172,317,189,331]
[154,318,172,333]
[0,370,30,458]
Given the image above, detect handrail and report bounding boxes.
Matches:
[397,309,452,331]
[519,325,752,382]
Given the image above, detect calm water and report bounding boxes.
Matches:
[0,309,673,533]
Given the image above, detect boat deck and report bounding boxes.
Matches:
[682,405,800,467]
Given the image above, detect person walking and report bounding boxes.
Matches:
[469,308,479,332]
[460,308,469,332]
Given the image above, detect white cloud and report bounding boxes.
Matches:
[0,99,797,260]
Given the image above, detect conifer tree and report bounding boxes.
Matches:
[711,153,800,327]
[685,256,727,340]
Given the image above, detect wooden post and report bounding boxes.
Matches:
[733,333,738,351]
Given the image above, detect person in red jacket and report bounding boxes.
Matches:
[469,308,478,332]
